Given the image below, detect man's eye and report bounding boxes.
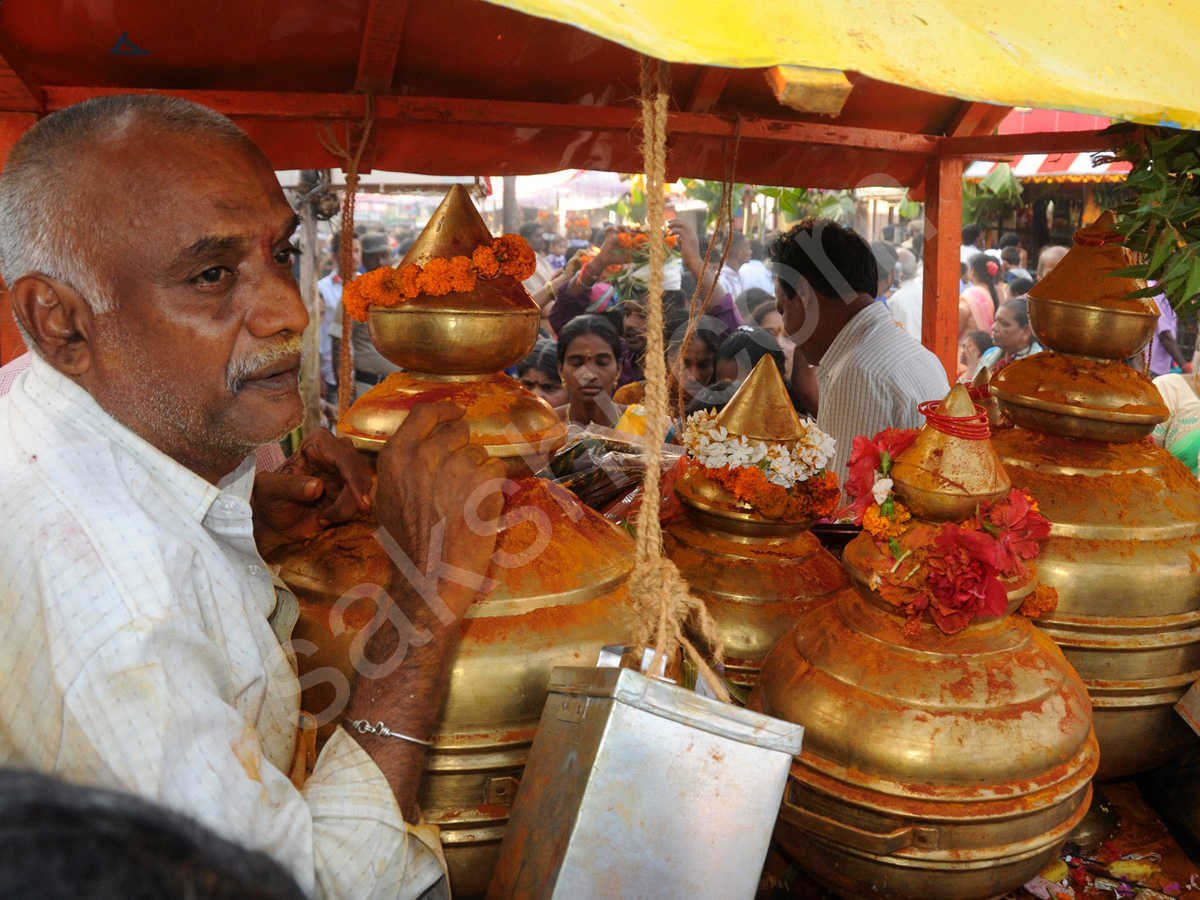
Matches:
[195,266,230,285]
[275,246,301,266]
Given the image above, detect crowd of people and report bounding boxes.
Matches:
[314,210,959,485]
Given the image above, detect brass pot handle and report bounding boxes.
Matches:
[784,798,937,856]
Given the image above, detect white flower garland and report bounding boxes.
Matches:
[682,409,836,487]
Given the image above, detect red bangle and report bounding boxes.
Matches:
[918,400,990,440]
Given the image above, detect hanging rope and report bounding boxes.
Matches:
[631,57,730,703]
[318,93,377,417]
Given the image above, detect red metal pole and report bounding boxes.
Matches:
[922,155,964,381]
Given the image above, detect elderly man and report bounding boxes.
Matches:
[0,95,505,900]
[769,218,949,485]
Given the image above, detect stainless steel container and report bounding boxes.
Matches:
[487,666,804,900]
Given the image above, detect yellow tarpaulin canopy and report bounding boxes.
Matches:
[486,0,1200,130]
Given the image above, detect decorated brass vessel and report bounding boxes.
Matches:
[749,387,1098,900]
[988,212,1200,779]
[269,186,634,898]
[666,359,849,686]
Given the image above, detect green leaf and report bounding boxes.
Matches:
[1182,262,1200,304]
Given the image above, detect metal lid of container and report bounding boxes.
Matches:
[548,665,805,755]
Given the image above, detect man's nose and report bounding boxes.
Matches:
[248,267,309,338]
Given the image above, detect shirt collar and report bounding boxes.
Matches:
[820,302,892,370]
[23,353,255,524]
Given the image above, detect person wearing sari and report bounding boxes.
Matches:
[1152,373,1200,477]
[959,252,1003,338]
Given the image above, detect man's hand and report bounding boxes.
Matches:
[252,428,373,554]
[374,401,506,620]
[669,217,703,272]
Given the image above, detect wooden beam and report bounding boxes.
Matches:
[42,87,942,155]
[355,0,409,94]
[945,100,1010,138]
[922,156,964,381]
[684,67,730,113]
[941,129,1119,158]
[0,33,41,113]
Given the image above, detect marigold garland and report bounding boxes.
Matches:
[701,465,840,522]
[343,233,538,321]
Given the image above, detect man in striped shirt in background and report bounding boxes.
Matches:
[768,218,949,488]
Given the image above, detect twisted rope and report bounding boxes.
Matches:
[631,57,729,703]
[318,93,377,417]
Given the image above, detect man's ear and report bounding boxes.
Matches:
[9,275,95,377]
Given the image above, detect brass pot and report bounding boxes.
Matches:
[338,371,567,469]
[749,533,1098,900]
[675,467,815,537]
[268,477,635,899]
[991,427,1200,778]
[990,352,1167,444]
[1027,296,1158,360]
[368,293,540,375]
[665,508,848,687]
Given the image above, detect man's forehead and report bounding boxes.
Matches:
[89,135,291,241]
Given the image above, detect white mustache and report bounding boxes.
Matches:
[226,336,303,393]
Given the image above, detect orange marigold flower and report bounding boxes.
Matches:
[447,256,478,294]
[344,266,398,321]
[493,235,536,281]
[666,234,679,248]
[472,245,501,278]
[1017,583,1059,619]
[863,502,911,542]
[417,257,454,296]
[396,264,421,299]
[618,233,635,249]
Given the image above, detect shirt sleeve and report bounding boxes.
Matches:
[547,278,593,336]
[707,290,744,336]
[9,515,445,900]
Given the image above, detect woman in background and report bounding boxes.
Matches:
[960,252,1003,338]
[1153,372,1200,477]
[517,338,568,408]
[979,298,1041,374]
[554,315,626,428]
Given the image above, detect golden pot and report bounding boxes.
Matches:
[1027,296,1158,360]
[268,477,635,899]
[889,385,1011,522]
[749,533,1098,900]
[368,299,540,375]
[339,371,567,468]
[991,427,1200,778]
[990,351,1167,444]
[674,467,815,537]
[665,507,848,687]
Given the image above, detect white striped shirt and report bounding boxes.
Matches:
[0,354,446,900]
[816,302,950,487]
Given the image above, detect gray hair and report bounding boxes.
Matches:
[0,95,249,317]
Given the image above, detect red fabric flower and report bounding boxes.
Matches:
[924,523,1009,633]
[840,428,918,521]
[980,489,1051,576]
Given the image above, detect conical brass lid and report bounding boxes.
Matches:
[392,183,537,314]
[400,183,499,267]
[1027,210,1157,313]
[890,384,1011,522]
[716,355,808,443]
[361,184,540,377]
